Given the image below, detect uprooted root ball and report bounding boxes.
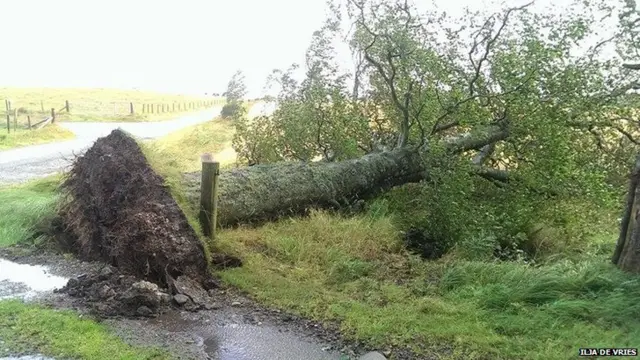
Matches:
[57,129,210,289]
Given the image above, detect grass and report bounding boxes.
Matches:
[213,211,640,359]
[0,176,61,247]
[0,87,224,123]
[3,116,638,359]
[0,125,75,150]
[143,116,640,359]
[0,300,168,359]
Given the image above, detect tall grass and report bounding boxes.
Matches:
[0,176,60,247]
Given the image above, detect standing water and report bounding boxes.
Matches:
[0,258,68,300]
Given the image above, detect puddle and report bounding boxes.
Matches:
[120,309,345,360]
[0,258,68,300]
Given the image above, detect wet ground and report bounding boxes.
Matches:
[0,251,381,360]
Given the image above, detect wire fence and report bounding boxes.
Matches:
[2,98,225,133]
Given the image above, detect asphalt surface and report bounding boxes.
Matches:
[0,107,222,185]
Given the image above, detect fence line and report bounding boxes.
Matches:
[2,98,225,134]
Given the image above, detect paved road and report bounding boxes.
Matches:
[0,107,222,185]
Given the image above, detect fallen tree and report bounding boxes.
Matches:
[183,126,509,227]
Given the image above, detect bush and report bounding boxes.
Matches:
[220,102,243,119]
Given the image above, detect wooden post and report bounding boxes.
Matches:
[51,108,56,123]
[5,100,10,133]
[40,100,44,113]
[13,108,17,130]
[27,115,31,130]
[199,153,220,240]
[130,102,134,114]
[156,104,160,113]
[172,103,175,112]
[65,100,70,112]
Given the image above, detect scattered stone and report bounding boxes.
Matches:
[99,266,113,277]
[173,294,189,305]
[231,301,242,307]
[172,276,209,306]
[97,284,116,299]
[136,305,154,317]
[121,281,163,308]
[204,302,221,310]
[132,281,159,293]
[359,351,387,360]
[158,292,172,304]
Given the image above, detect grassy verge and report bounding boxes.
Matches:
[0,300,168,359]
[0,176,61,247]
[212,211,640,359]
[0,125,76,150]
[0,87,223,123]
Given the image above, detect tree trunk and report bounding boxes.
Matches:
[182,148,426,227]
[181,126,508,227]
[613,154,640,273]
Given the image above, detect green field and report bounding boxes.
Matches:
[0,87,226,150]
[0,87,224,123]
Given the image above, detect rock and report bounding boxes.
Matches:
[173,276,209,306]
[231,301,242,307]
[121,281,163,308]
[97,284,116,299]
[204,302,221,310]
[136,305,154,317]
[359,351,387,360]
[99,266,113,277]
[157,292,172,304]
[132,281,159,293]
[207,289,217,297]
[203,277,221,290]
[174,294,190,305]
[66,278,79,288]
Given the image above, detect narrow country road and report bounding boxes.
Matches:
[0,107,222,185]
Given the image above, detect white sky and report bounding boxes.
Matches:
[0,0,620,97]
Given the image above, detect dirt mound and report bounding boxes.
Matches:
[57,129,211,290]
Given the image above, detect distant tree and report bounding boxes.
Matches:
[221,70,247,118]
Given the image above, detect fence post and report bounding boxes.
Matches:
[130,102,134,115]
[156,104,160,113]
[27,115,31,130]
[5,100,9,133]
[172,103,175,112]
[13,109,17,130]
[65,100,70,112]
[51,108,56,123]
[40,100,44,113]
[199,153,220,241]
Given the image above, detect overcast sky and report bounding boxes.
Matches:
[0,0,619,97]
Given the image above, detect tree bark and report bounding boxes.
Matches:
[182,126,509,227]
[613,154,640,273]
[182,148,426,227]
